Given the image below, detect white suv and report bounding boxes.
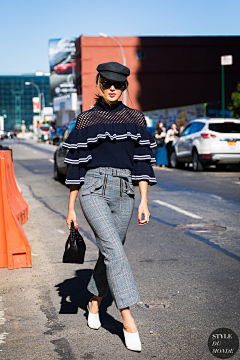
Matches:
[171,118,240,171]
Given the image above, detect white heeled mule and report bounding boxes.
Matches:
[123,328,142,352]
[87,305,101,330]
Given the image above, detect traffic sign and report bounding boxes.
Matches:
[221,55,233,66]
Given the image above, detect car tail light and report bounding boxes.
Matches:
[202,154,211,158]
[200,133,216,138]
[200,133,209,138]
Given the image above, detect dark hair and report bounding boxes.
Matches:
[155,120,163,129]
[94,73,130,106]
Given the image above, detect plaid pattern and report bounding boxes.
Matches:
[79,167,141,309]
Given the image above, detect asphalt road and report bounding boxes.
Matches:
[0,138,240,360]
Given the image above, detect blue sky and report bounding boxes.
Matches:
[0,0,239,75]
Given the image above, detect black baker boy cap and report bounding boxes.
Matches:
[97,62,130,82]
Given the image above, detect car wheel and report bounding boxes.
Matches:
[192,149,203,171]
[170,151,185,169]
[54,161,65,183]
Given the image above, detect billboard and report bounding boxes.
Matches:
[49,38,76,97]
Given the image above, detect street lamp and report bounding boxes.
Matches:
[99,32,127,105]
[25,81,42,122]
[220,55,233,118]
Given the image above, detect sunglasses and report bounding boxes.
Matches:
[101,80,125,90]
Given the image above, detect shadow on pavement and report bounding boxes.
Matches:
[55,269,125,342]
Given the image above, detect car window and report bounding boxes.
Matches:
[181,124,192,136]
[190,122,205,134]
[198,122,205,132]
[209,122,240,133]
[190,122,199,134]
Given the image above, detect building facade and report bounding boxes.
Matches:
[75,35,240,114]
[0,75,52,131]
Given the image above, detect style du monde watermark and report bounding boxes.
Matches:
[208,328,239,359]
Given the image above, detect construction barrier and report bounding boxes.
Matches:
[1,150,29,224]
[0,150,31,269]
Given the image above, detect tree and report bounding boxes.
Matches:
[228,83,240,118]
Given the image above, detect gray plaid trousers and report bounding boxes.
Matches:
[79,167,141,309]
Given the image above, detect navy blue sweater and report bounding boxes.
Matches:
[64,101,157,186]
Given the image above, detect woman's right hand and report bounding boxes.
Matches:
[66,209,78,230]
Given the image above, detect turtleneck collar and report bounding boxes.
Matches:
[95,101,125,112]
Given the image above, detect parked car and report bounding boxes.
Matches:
[7,131,16,139]
[0,131,8,140]
[170,118,240,171]
[50,127,66,145]
[54,120,76,182]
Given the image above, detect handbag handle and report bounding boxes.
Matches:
[70,221,77,246]
[70,221,76,231]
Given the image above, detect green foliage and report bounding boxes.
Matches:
[228,83,240,118]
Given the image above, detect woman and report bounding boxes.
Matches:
[154,121,168,167]
[64,62,157,352]
[165,123,179,167]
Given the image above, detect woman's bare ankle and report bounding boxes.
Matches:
[89,296,102,314]
[123,323,138,333]
[120,308,138,333]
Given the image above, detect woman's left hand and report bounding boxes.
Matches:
[138,201,150,225]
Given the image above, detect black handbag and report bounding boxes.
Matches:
[155,138,164,147]
[63,222,86,264]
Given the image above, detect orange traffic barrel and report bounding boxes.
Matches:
[0,155,31,269]
[0,150,28,223]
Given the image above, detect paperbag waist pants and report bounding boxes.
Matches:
[79,167,140,309]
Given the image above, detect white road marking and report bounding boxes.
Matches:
[0,297,5,326]
[48,159,54,163]
[0,310,5,326]
[57,230,65,234]
[0,296,8,345]
[209,194,223,200]
[232,181,240,185]
[153,200,203,219]
[0,332,8,344]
